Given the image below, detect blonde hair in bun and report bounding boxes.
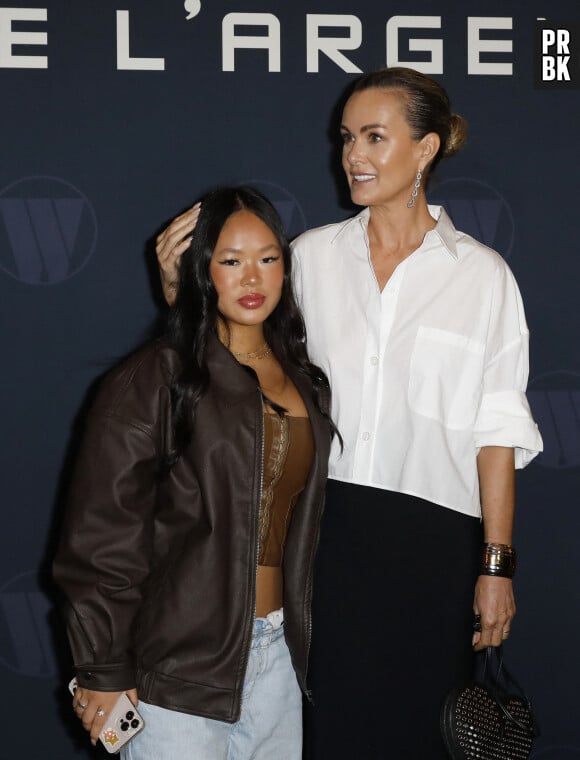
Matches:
[352,67,467,173]
[444,113,468,158]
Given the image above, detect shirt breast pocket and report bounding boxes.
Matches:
[408,326,485,430]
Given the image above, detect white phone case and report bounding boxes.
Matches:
[68,677,145,754]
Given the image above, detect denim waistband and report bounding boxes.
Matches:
[252,608,284,646]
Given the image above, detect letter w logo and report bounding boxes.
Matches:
[0,198,84,283]
[443,200,503,249]
[0,591,57,676]
[528,390,580,469]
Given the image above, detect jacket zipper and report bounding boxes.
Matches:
[255,390,264,621]
[236,390,264,715]
[305,584,314,701]
[303,479,323,703]
[302,385,326,701]
[302,381,331,701]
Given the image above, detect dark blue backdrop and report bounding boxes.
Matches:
[1,2,579,757]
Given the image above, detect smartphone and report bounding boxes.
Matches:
[68,677,145,754]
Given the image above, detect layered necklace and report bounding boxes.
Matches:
[232,342,272,360]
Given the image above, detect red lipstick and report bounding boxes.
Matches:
[238,293,266,309]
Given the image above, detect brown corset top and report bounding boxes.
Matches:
[258,412,314,566]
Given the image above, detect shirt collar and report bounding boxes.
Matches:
[427,204,458,259]
[329,207,369,244]
[330,204,459,260]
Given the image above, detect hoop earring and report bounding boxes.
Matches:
[407,169,422,208]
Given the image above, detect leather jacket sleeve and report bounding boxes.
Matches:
[53,345,172,691]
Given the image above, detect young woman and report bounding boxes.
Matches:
[54,186,335,759]
[155,69,542,757]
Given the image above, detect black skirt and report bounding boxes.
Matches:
[303,480,482,760]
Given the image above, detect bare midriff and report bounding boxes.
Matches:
[256,565,284,618]
[255,412,314,618]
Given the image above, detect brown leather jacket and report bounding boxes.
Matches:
[53,336,331,722]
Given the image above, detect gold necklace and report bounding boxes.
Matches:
[232,342,272,360]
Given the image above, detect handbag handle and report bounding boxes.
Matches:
[477,646,539,738]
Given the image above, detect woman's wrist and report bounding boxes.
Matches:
[480,542,517,578]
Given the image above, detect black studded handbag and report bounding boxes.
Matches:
[440,646,538,760]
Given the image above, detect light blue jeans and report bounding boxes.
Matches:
[122,612,302,760]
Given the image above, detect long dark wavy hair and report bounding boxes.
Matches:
[166,185,337,467]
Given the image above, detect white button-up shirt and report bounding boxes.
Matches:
[292,205,543,518]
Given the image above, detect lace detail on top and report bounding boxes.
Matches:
[258,413,314,566]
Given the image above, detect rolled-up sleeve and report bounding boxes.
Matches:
[473,264,543,468]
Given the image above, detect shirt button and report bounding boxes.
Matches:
[370,356,379,365]
[362,432,370,441]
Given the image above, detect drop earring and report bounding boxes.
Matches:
[407,168,422,208]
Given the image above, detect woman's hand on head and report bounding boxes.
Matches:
[472,575,515,651]
[73,687,139,746]
[155,203,201,305]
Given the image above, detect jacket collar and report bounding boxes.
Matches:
[205,333,260,406]
[205,335,328,446]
